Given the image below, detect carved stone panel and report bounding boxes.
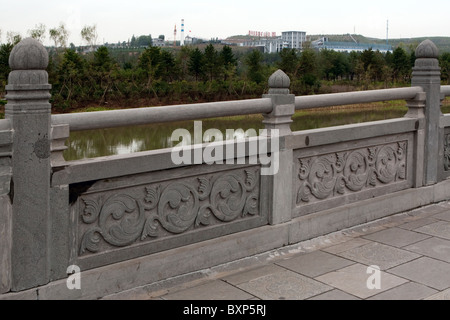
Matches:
[76,167,261,258]
[293,138,411,217]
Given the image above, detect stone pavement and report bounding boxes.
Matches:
[104,201,450,300]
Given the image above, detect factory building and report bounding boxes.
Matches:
[282,31,307,50]
[241,31,307,54]
[311,37,393,53]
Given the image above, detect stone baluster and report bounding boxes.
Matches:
[5,38,52,291]
[262,70,295,225]
[411,40,442,186]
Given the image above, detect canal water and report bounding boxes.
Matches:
[63,103,450,161]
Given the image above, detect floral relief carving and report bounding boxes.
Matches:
[297,142,407,204]
[79,169,260,255]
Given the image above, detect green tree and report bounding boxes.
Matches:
[277,49,299,79]
[294,48,320,94]
[391,47,410,82]
[138,46,162,95]
[318,49,350,81]
[81,25,98,49]
[188,48,205,81]
[440,52,450,84]
[56,49,87,108]
[245,49,264,84]
[177,46,192,80]
[28,23,46,43]
[204,44,220,81]
[93,46,114,71]
[160,50,178,82]
[220,45,237,81]
[92,46,117,104]
[49,23,69,50]
[0,43,14,94]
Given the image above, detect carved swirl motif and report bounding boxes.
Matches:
[79,169,260,255]
[445,134,450,172]
[297,142,407,204]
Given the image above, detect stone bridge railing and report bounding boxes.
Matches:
[1,38,450,299]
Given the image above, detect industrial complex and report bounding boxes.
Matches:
[162,19,393,53]
[227,32,392,53]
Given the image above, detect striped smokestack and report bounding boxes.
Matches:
[181,19,185,46]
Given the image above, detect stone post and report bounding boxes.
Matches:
[411,40,442,185]
[5,38,52,291]
[405,92,426,188]
[0,124,12,294]
[262,70,295,225]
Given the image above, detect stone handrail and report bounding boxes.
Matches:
[295,87,424,110]
[51,98,273,132]
[441,85,450,97]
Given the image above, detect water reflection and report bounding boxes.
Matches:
[64,105,428,161]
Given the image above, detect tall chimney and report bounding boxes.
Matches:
[181,19,185,46]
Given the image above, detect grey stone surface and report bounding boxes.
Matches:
[323,238,373,255]
[162,280,254,300]
[0,196,12,294]
[237,270,332,300]
[3,39,450,299]
[337,242,421,270]
[222,264,286,286]
[425,288,450,300]
[398,218,438,231]
[404,237,450,263]
[315,264,408,299]
[6,38,52,291]
[389,257,450,290]
[414,221,450,240]
[368,282,438,300]
[412,40,441,185]
[307,289,360,300]
[362,228,431,248]
[52,98,274,132]
[275,251,355,278]
[431,211,450,222]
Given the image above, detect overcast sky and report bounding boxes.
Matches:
[1,0,449,46]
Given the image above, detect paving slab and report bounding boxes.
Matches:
[323,238,373,255]
[362,228,431,248]
[398,218,438,231]
[404,237,450,263]
[431,211,450,222]
[368,282,438,300]
[336,242,421,270]
[221,264,286,286]
[275,251,355,278]
[162,280,254,300]
[425,288,450,300]
[307,289,361,300]
[236,270,332,300]
[315,264,408,299]
[414,221,450,240]
[388,257,450,291]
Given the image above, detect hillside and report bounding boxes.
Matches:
[226,33,450,53]
[308,34,450,52]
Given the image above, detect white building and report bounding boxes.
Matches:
[241,38,284,54]
[282,31,307,50]
[240,31,307,53]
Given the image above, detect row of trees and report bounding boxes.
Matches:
[2,37,450,111]
[0,23,98,49]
